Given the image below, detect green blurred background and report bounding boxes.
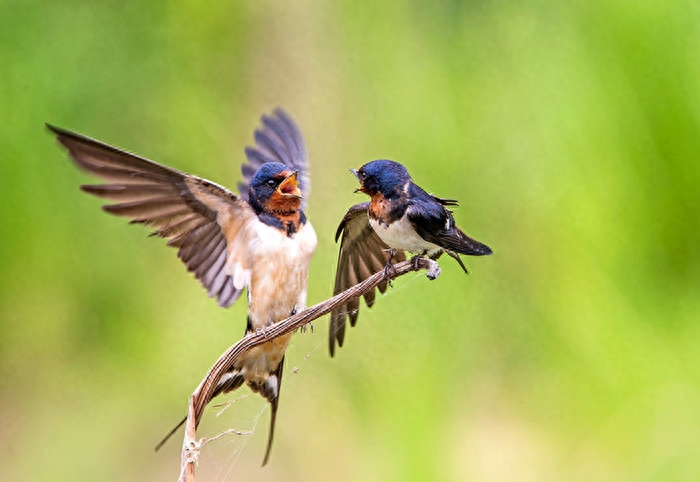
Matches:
[2,1,699,480]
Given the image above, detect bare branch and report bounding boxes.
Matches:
[179,257,441,481]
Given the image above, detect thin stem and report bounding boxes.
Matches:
[179,257,440,481]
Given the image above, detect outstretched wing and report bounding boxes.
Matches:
[48,124,258,308]
[329,202,406,356]
[238,108,310,209]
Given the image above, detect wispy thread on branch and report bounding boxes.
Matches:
[178,257,441,481]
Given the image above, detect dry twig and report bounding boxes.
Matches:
[179,257,441,481]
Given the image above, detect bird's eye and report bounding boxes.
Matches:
[266,179,276,187]
[361,171,367,180]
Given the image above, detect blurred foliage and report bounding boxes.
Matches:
[1,0,699,481]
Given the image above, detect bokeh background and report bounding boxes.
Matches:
[2,1,700,481]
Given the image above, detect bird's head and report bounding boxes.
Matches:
[352,160,411,198]
[249,162,303,214]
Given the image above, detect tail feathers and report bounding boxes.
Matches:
[432,240,488,275]
[154,369,246,452]
[257,356,285,466]
[154,415,187,452]
[451,228,492,256]
[153,360,285,466]
[445,251,470,274]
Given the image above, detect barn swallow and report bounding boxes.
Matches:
[47,108,317,465]
[329,159,491,355]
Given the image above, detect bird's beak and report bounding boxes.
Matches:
[278,170,302,198]
[350,168,367,194]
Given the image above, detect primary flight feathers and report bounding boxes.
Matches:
[47,108,310,308]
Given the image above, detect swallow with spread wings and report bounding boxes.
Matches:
[48,108,317,465]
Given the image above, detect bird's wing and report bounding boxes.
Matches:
[431,195,459,207]
[237,108,310,210]
[329,202,406,356]
[407,197,492,256]
[48,124,258,308]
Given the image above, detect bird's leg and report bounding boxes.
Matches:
[410,250,429,270]
[295,307,314,333]
[384,248,398,287]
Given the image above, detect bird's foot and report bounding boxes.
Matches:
[384,262,398,285]
[409,252,428,271]
[255,327,269,339]
[300,321,314,333]
[384,249,398,287]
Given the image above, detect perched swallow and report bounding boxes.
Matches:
[329,159,491,355]
[47,108,317,465]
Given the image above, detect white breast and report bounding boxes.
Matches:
[247,221,317,327]
[370,215,439,254]
[232,220,317,383]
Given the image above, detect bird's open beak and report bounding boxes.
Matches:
[277,170,303,198]
[350,168,366,194]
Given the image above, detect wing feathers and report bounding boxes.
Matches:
[254,130,289,165]
[177,224,218,260]
[48,123,249,308]
[154,214,203,239]
[407,201,493,257]
[81,183,176,201]
[239,109,310,209]
[243,147,277,171]
[329,202,405,356]
[193,238,227,277]
[103,199,192,221]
